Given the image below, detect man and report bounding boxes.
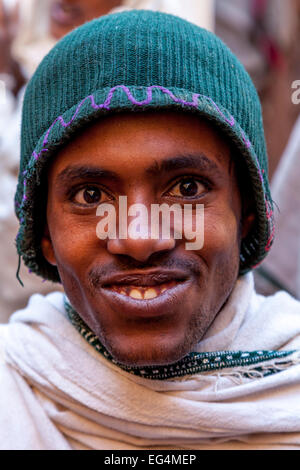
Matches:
[1,10,300,450]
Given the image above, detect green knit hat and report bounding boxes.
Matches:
[15,9,274,283]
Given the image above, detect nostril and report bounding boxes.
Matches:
[106,237,176,262]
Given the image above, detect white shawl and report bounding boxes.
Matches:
[1,272,300,450]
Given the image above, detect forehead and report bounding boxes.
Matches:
[48,110,232,178]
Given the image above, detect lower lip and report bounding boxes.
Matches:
[100,281,191,318]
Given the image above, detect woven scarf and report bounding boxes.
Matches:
[1,272,300,450]
[64,298,295,382]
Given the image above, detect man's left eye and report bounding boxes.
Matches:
[167,178,207,198]
[73,186,109,205]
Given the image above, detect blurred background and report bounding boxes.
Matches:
[0,0,300,323]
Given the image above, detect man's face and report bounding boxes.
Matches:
[42,111,252,367]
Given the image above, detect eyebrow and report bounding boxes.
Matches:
[145,153,224,178]
[56,153,224,186]
[56,166,120,186]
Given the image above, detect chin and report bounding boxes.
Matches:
[100,333,194,367]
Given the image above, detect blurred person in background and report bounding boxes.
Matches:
[259,114,300,299]
[215,0,300,298]
[216,0,299,176]
[0,0,215,323]
[256,0,300,298]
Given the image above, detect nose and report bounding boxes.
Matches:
[99,195,178,262]
[107,236,176,262]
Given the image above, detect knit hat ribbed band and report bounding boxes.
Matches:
[15,10,274,283]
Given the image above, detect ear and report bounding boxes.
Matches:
[41,224,57,266]
[240,193,256,239]
[241,211,255,239]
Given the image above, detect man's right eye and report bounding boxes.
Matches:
[73,186,111,205]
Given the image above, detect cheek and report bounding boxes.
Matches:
[49,212,102,276]
[199,206,241,262]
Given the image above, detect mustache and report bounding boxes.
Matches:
[88,253,202,289]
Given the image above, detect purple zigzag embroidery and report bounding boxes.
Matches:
[32,86,202,159]
[206,97,235,126]
[40,85,200,150]
[241,131,251,149]
[31,86,238,161]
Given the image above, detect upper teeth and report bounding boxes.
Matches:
[111,282,174,300]
[128,289,143,299]
[144,288,159,300]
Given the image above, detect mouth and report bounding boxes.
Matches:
[107,280,179,300]
[99,270,190,316]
